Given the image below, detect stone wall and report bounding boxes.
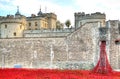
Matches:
[67,22,100,66]
[1,37,92,69]
[108,20,120,69]
[0,22,100,69]
[0,21,119,70]
[0,17,26,38]
[23,28,75,37]
[0,38,67,68]
[74,12,106,29]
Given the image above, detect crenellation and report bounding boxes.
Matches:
[1,18,25,24]
[75,12,105,20]
[75,12,106,29]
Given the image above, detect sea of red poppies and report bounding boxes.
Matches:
[1,68,120,79]
[0,41,119,79]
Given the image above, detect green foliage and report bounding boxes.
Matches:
[65,20,71,28]
[56,21,64,30]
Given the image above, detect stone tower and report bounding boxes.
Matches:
[26,7,57,30]
[0,7,26,38]
[74,12,106,29]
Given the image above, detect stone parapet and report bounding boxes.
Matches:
[23,29,75,37]
[75,12,106,20]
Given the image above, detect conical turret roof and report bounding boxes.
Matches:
[37,6,43,16]
[15,6,21,15]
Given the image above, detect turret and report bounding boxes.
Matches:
[74,12,106,29]
[37,6,43,16]
[15,6,21,18]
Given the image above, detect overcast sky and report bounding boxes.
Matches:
[0,0,120,26]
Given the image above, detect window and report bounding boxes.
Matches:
[35,22,37,26]
[115,40,120,45]
[13,32,16,36]
[5,24,7,28]
[28,23,31,30]
[29,22,31,26]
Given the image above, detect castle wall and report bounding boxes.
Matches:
[45,13,57,29]
[67,22,100,65]
[75,12,106,29]
[23,28,74,37]
[0,18,26,38]
[0,22,100,69]
[26,13,57,30]
[0,21,120,70]
[107,20,120,70]
[78,19,105,27]
[47,17,56,29]
[27,17,48,30]
[50,18,56,29]
[40,18,48,29]
[0,12,120,70]
[0,38,67,68]
[0,12,57,39]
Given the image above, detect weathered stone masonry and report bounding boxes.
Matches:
[0,21,120,70]
[0,22,100,69]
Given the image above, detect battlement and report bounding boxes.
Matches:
[0,15,26,23]
[26,13,57,20]
[75,12,106,20]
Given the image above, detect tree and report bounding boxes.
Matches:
[56,21,64,30]
[65,20,71,28]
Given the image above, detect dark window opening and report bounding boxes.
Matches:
[5,24,7,28]
[29,23,31,26]
[14,32,16,36]
[115,40,120,45]
[35,22,37,26]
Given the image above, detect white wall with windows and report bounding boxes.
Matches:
[0,20,26,38]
